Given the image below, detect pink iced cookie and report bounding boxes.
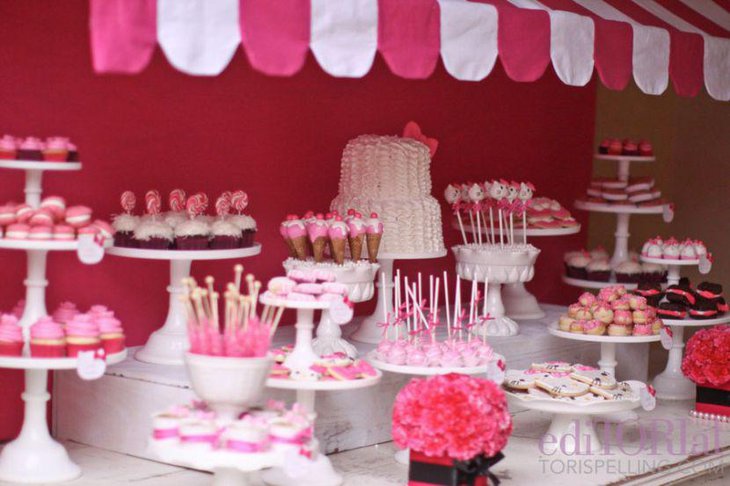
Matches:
[293,283,323,295]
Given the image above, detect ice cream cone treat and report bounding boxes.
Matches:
[308,214,329,263]
[280,215,298,258]
[286,216,308,259]
[347,211,366,260]
[366,213,383,262]
[328,216,348,264]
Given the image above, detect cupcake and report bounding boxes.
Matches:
[97,316,125,354]
[565,252,591,279]
[590,246,609,261]
[42,137,69,162]
[614,261,642,283]
[640,262,666,283]
[0,135,17,159]
[29,317,66,357]
[174,218,210,250]
[210,219,242,249]
[133,220,173,249]
[228,215,257,247]
[112,214,139,247]
[52,302,79,326]
[586,260,611,282]
[223,418,270,453]
[0,314,24,356]
[65,314,101,356]
[17,137,44,160]
[164,211,187,229]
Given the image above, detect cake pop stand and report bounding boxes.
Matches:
[368,351,505,464]
[106,244,262,365]
[504,380,645,455]
[456,219,581,319]
[0,159,82,208]
[639,254,721,400]
[263,349,382,485]
[547,323,659,376]
[573,200,673,268]
[453,245,540,337]
[0,350,127,483]
[149,440,286,486]
[283,259,379,358]
[351,250,447,344]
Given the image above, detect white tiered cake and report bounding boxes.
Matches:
[330,129,445,255]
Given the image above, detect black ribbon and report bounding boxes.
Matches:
[453,452,505,486]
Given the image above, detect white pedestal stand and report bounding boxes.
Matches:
[0,351,127,483]
[458,221,581,320]
[351,250,446,344]
[283,260,379,358]
[453,246,540,337]
[0,160,82,208]
[263,369,382,485]
[106,245,261,365]
[638,256,720,400]
[368,351,505,465]
[505,380,644,455]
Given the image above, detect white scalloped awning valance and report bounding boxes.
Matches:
[90,0,730,100]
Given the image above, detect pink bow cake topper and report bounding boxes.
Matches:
[231,190,248,214]
[120,191,135,214]
[169,188,186,212]
[402,121,438,157]
[144,190,161,216]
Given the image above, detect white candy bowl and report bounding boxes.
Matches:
[184,353,273,422]
[452,244,541,337]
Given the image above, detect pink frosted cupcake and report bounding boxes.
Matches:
[65,314,101,357]
[0,314,24,356]
[97,316,125,354]
[52,302,79,325]
[17,136,44,160]
[30,317,66,358]
[0,135,18,159]
[42,137,69,162]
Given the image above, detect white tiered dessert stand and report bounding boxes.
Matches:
[504,380,647,455]
[453,244,540,336]
[259,296,382,486]
[351,250,446,344]
[639,255,728,400]
[0,351,127,483]
[0,159,128,483]
[368,351,505,465]
[106,244,261,365]
[457,220,581,319]
[283,258,379,358]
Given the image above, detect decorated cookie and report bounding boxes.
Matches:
[504,370,550,390]
[531,361,573,373]
[535,376,590,397]
[569,369,617,389]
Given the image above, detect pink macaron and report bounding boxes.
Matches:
[65,206,92,228]
[0,205,16,226]
[53,224,76,241]
[28,225,53,240]
[15,204,33,223]
[40,196,66,218]
[77,225,99,237]
[90,220,114,239]
[5,223,30,239]
[29,209,55,226]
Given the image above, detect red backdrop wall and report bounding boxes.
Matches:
[0,0,594,438]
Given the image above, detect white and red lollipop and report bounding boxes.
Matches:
[169,189,186,212]
[215,195,231,218]
[231,190,248,214]
[145,190,161,216]
[120,191,136,215]
[186,195,204,219]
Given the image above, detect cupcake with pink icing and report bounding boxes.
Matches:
[0,314,24,356]
[365,213,383,263]
[65,314,101,357]
[328,216,348,264]
[30,317,66,358]
[0,135,17,159]
[17,136,44,160]
[42,137,69,162]
[52,302,79,325]
[97,316,125,354]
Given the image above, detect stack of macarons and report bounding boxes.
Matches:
[583,176,663,207]
[0,196,113,242]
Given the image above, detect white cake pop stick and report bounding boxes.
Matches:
[443,271,451,340]
[381,271,388,323]
[455,275,461,341]
[404,276,411,334]
[434,276,440,327]
[418,272,423,308]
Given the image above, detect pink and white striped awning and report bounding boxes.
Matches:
[90,0,730,100]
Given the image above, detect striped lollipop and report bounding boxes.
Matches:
[169,189,186,212]
[120,191,136,214]
[215,195,231,217]
[145,190,161,216]
[231,190,248,214]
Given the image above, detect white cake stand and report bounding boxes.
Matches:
[652,316,730,400]
[264,365,382,486]
[457,219,581,320]
[149,440,285,486]
[0,350,127,483]
[283,259,379,358]
[562,275,639,290]
[368,351,504,465]
[547,323,660,377]
[574,200,673,268]
[504,380,644,455]
[453,245,540,337]
[107,245,261,365]
[350,250,446,344]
